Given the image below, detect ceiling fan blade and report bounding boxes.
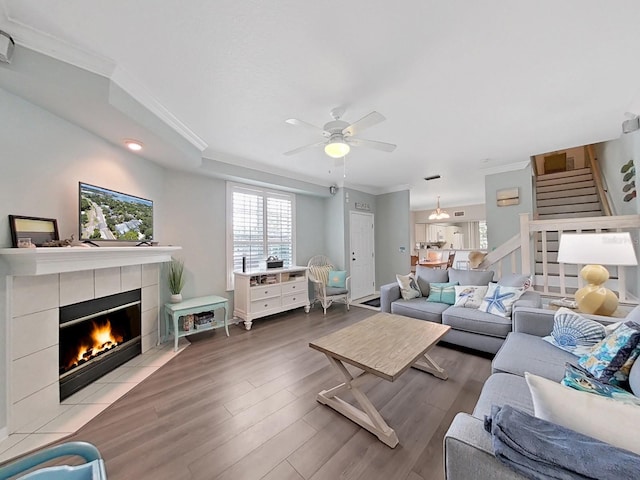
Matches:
[283,141,326,156]
[342,111,386,136]
[347,137,396,152]
[285,118,330,137]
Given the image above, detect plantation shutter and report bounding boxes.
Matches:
[228,184,295,288]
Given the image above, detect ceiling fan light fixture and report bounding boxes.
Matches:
[324,137,350,158]
[428,195,450,220]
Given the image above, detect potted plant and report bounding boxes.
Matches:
[168,258,185,303]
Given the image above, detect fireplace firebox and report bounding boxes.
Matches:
[59,289,142,400]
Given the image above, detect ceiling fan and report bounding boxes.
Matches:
[284,107,396,158]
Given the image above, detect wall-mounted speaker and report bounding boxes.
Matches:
[0,31,14,64]
[622,117,640,134]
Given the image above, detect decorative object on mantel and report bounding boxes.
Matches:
[41,233,75,247]
[168,257,185,303]
[9,215,59,247]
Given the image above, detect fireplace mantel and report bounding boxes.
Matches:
[0,245,181,275]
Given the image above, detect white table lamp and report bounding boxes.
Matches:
[557,232,638,315]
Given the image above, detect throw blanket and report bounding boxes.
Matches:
[484,405,640,480]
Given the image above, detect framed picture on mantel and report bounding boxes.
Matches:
[8,215,59,247]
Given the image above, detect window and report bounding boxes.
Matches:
[478,220,488,249]
[227,183,296,288]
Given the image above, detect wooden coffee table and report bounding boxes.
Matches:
[309,312,451,447]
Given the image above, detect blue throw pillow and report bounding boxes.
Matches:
[327,270,347,288]
[426,282,458,305]
[578,321,640,387]
[562,363,640,406]
[542,308,607,356]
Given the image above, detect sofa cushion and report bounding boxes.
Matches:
[390,298,448,323]
[477,283,524,318]
[492,332,576,381]
[543,307,607,356]
[453,285,488,309]
[325,286,348,295]
[396,273,422,300]
[414,266,448,297]
[578,321,640,387]
[426,282,458,305]
[448,268,494,287]
[497,272,532,289]
[472,373,534,420]
[442,306,512,338]
[526,372,640,456]
[562,363,640,406]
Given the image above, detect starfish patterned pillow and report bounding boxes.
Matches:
[478,282,524,318]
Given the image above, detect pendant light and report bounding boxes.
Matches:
[428,196,450,220]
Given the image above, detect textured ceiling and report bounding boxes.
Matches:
[3,1,640,210]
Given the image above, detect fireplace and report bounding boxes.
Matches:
[59,289,142,400]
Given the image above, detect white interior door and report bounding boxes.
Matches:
[350,211,375,300]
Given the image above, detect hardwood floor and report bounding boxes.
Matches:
[57,307,492,480]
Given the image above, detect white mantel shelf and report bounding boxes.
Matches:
[0,246,182,276]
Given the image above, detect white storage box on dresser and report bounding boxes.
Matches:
[233,266,310,330]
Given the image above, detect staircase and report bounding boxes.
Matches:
[533,166,609,294]
[535,168,603,219]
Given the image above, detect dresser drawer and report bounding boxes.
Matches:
[251,297,281,314]
[281,281,307,295]
[250,285,282,301]
[282,292,307,307]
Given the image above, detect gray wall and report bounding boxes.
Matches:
[595,133,640,298]
[296,194,327,266]
[0,87,167,434]
[485,164,534,273]
[375,190,411,287]
[324,190,346,269]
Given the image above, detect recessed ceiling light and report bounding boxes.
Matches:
[124,139,143,151]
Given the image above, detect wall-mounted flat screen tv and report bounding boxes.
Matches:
[79,182,153,242]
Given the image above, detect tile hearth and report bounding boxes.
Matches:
[0,338,189,463]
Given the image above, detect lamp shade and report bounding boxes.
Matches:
[557,232,638,266]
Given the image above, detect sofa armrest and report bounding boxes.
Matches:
[380,282,400,313]
[444,413,526,480]
[513,290,541,309]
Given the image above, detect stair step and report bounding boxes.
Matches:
[537,203,603,215]
[536,186,597,200]
[537,211,604,219]
[537,180,596,193]
[536,168,591,181]
[536,173,593,187]
[537,194,599,207]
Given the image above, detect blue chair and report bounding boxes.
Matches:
[0,441,106,479]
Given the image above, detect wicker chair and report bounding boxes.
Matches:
[307,255,351,314]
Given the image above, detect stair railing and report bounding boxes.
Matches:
[586,144,614,216]
[477,213,640,303]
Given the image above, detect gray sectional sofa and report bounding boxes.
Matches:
[380,266,542,354]
[444,306,640,480]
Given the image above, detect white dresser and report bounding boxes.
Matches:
[233,266,310,330]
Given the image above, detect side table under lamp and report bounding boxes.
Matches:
[557,232,638,316]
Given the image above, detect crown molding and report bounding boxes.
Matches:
[479,160,530,176]
[0,8,115,76]
[111,66,207,152]
[0,3,207,153]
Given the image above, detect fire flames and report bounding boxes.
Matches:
[67,319,123,370]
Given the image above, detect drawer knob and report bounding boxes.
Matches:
[264,304,268,307]
[293,297,296,301]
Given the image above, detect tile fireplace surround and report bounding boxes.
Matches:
[0,246,181,461]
